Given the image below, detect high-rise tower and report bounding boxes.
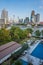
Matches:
[30,10,35,23]
[1,9,8,24]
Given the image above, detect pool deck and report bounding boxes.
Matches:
[29,40,41,54]
[20,40,43,65]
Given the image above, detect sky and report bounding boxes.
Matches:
[0,0,43,21]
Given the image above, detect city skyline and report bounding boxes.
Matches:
[0,0,43,21]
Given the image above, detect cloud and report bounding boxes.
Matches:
[39,5,43,9]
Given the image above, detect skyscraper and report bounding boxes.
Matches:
[1,9,8,20]
[30,10,35,23]
[31,10,35,16]
[24,17,29,24]
[1,9,8,24]
[36,14,40,22]
[30,10,40,23]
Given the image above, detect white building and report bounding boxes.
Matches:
[1,9,8,24]
[36,14,40,23]
[0,19,5,28]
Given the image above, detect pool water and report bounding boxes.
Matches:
[20,60,28,65]
[31,41,43,60]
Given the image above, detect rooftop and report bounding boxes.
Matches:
[39,22,43,25]
[0,41,21,63]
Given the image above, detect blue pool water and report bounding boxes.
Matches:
[31,41,43,60]
[20,60,28,65]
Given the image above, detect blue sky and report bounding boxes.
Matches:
[0,0,43,21]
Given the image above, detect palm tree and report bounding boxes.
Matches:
[15,60,22,65]
[35,30,41,37]
[41,30,43,36]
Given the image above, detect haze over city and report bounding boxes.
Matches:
[0,0,43,21]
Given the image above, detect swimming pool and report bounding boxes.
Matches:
[20,59,28,65]
[31,41,43,60]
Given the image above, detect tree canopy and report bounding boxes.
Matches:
[0,26,33,45]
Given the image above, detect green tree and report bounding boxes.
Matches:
[26,28,33,34]
[35,30,41,37]
[14,33,20,42]
[10,26,28,42]
[0,28,11,45]
[41,30,43,36]
[15,60,22,65]
[10,26,16,40]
